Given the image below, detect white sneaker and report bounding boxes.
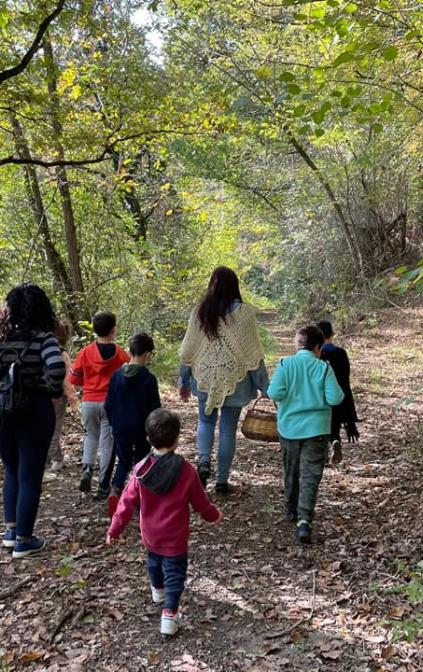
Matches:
[160,609,179,636]
[51,460,64,472]
[151,585,165,604]
[43,471,58,483]
[331,440,343,465]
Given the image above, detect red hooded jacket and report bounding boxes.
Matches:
[70,342,129,402]
[108,454,220,556]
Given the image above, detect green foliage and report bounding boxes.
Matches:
[381,561,423,643]
[394,260,423,294]
[0,0,422,368]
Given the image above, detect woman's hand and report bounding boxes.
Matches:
[180,386,191,402]
[106,534,116,545]
[214,510,224,524]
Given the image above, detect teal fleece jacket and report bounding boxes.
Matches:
[268,349,344,440]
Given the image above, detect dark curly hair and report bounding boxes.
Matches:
[0,283,57,342]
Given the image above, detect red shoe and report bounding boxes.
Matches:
[107,490,120,518]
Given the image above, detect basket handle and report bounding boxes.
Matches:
[251,395,277,412]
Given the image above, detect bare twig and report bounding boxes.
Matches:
[50,607,75,643]
[264,569,317,640]
[234,526,252,548]
[0,575,34,600]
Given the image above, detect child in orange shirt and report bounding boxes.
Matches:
[70,311,128,498]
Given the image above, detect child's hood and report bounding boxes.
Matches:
[120,363,151,384]
[89,341,122,370]
[137,453,185,495]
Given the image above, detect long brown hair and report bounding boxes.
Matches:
[197,267,243,339]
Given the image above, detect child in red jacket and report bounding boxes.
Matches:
[70,311,129,498]
[107,408,223,636]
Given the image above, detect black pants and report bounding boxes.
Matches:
[111,439,150,490]
[147,551,188,611]
[331,411,342,442]
[0,394,55,537]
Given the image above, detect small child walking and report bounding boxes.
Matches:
[317,320,359,464]
[105,332,161,518]
[107,408,223,636]
[268,325,344,544]
[44,319,79,481]
[70,311,129,498]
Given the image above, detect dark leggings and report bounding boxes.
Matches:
[0,394,55,537]
[112,440,150,491]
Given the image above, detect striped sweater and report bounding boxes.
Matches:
[0,331,66,397]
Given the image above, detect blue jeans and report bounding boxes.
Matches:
[147,551,188,611]
[0,394,55,537]
[112,439,150,490]
[197,400,242,484]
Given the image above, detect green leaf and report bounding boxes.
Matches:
[373,122,383,134]
[279,71,296,82]
[311,7,325,18]
[232,96,254,112]
[347,85,362,96]
[362,41,380,53]
[293,104,306,117]
[333,51,356,66]
[340,96,351,108]
[345,3,358,13]
[298,125,311,135]
[255,65,272,80]
[286,83,301,95]
[312,109,325,124]
[371,103,383,115]
[335,19,350,37]
[382,45,399,61]
[315,127,325,137]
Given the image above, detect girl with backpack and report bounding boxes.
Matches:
[0,284,66,558]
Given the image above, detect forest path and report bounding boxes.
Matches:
[1,306,422,672]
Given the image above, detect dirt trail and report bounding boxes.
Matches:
[0,307,422,672]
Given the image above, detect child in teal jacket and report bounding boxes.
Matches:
[268,325,344,543]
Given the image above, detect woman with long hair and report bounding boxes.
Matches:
[0,283,66,558]
[179,267,269,494]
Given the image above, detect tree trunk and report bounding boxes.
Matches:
[10,115,80,323]
[287,132,366,278]
[43,34,88,318]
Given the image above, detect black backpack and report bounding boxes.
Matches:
[0,343,32,419]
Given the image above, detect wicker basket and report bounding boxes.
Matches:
[241,397,279,443]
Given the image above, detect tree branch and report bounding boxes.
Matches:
[0,127,212,168]
[0,0,66,85]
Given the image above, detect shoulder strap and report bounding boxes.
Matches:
[15,341,33,365]
[0,341,32,370]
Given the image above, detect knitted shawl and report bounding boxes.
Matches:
[180,303,265,414]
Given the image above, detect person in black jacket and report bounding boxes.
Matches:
[105,332,161,517]
[316,321,359,465]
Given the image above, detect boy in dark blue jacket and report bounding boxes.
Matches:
[105,332,161,517]
[317,321,359,465]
